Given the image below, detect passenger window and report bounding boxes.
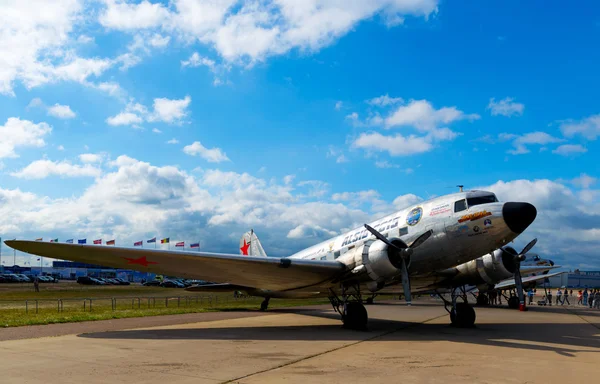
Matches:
[334,251,341,259]
[454,199,467,212]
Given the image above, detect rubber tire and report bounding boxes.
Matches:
[260,299,269,311]
[343,302,368,330]
[450,302,476,328]
[365,297,374,305]
[476,294,489,307]
[507,296,520,309]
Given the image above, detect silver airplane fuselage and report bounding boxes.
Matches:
[283,190,536,295]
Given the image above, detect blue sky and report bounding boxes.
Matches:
[0,1,599,270]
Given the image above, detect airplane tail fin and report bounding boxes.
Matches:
[239,229,267,257]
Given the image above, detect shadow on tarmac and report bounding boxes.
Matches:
[80,304,600,357]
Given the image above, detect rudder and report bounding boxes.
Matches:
[239,229,267,257]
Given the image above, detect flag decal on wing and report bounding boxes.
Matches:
[123,256,158,267]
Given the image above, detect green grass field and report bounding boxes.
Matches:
[0,282,329,328]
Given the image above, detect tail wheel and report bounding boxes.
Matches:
[342,302,368,330]
[450,302,476,328]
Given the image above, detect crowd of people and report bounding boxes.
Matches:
[527,288,600,308]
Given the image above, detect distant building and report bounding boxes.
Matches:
[547,270,600,288]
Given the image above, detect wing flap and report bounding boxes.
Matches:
[494,271,562,290]
[5,241,346,291]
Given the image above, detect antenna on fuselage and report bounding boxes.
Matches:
[457,185,464,192]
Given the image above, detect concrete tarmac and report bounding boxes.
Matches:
[0,301,598,383]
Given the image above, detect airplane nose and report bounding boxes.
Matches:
[502,202,537,234]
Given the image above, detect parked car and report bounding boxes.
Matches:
[77,276,104,285]
[113,278,130,285]
[160,280,184,288]
[142,280,161,287]
[1,274,21,283]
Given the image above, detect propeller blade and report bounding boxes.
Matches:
[520,238,537,256]
[363,224,404,252]
[400,257,412,306]
[514,267,525,308]
[409,229,433,249]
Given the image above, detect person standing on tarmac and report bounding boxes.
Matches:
[33,277,40,293]
[547,290,553,306]
[583,289,589,306]
[527,289,534,305]
[577,290,583,305]
[556,288,562,305]
[563,289,570,305]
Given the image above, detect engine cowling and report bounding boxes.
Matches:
[454,247,518,287]
[338,239,408,292]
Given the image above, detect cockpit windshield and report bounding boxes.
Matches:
[466,194,498,207]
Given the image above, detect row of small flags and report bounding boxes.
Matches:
[34,237,200,248]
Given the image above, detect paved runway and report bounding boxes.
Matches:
[1,301,598,383]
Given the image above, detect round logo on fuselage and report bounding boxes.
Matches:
[406,207,423,226]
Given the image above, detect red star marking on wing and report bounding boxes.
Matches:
[240,239,251,255]
[123,256,158,267]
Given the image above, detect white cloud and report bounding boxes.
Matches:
[287,224,337,239]
[149,33,170,48]
[374,160,399,169]
[335,101,343,111]
[181,52,216,70]
[27,98,44,109]
[183,141,230,163]
[106,112,143,126]
[57,145,65,151]
[326,146,348,163]
[283,174,296,185]
[297,180,330,198]
[79,153,104,163]
[552,144,587,156]
[385,99,480,131]
[332,190,380,203]
[352,132,433,156]
[77,35,94,44]
[167,138,179,144]
[0,118,52,159]
[96,0,438,67]
[99,0,170,30]
[505,131,563,155]
[487,97,525,117]
[366,94,403,107]
[392,194,422,210]
[572,174,596,189]
[10,159,102,179]
[0,0,101,95]
[148,96,191,123]
[559,114,600,140]
[47,103,76,119]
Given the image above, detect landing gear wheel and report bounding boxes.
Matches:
[365,297,374,305]
[342,302,368,331]
[450,302,476,328]
[260,298,270,311]
[507,296,519,309]
[476,294,489,307]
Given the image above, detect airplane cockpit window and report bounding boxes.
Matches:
[454,199,467,212]
[466,194,498,207]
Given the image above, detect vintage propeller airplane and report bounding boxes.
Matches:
[6,189,537,330]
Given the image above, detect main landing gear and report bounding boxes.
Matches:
[328,284,368,331]
[437,287,476,328]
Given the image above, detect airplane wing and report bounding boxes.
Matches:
[5,241,346,291]
[494,271,562,290]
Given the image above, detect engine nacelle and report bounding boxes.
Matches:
[454,247,518,287]
[339,239,407,292]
